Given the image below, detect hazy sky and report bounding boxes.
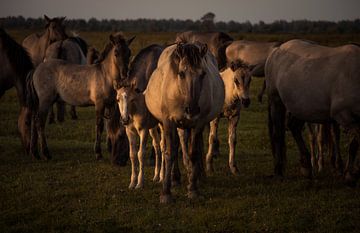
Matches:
[1,0,359,23]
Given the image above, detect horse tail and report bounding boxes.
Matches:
[217,40,232,71]
[26,69,38,113]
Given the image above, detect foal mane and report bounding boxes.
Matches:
[0,28,33,76]
[97,33,127,63]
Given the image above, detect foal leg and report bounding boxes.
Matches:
[94,104,105,160]
[136,129,148,189]
[150,127,161,182]
[206,117,220,174]
[287,117,312,178]
[228,115,240,175]
[126,127,138,189]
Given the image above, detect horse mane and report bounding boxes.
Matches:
[128,44,163,78]
[171,43,204,71]
[68,36,88,56]
[0,28,33,75]
[97,33,127,63]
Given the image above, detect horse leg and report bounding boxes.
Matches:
[126,127,138,189]
[257,80,266,103]
[159,124,166,183]
[307,123,317,173]
[177,128,190,171]
[94,105,105,160]
[18,107,32,156]
[160,122,176,204]
[344,129,360,187]
[268,95,286,177]
[287,116,312,178]
[70,105,78,120]
[135,129,148,189]
[36,109,51,160]
[150,127,161,182]
[331,123,343,175]
[171,130,181,187]
[56,100,65,123]
[48,104,55,124]
[206,117,220,174]
[187,127,204,199]
[228,115,240,175]
[317,124,325,173]
[29,109,39,160]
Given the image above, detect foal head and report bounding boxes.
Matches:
[228,59,253,108]
[44,15,67,43]
[115,81,136,125]
[172,42,208,119]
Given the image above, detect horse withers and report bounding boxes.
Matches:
[145,42,225,203]
[266,39,360,185]
[27,32,135,160]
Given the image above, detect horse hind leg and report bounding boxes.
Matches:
[70,105,78,120]
[150,127,161,182]
[330,123,343,176]
[56,100,65,123]
[344,128,360,187]
[307,123,317,174]
[48,104,56,124]
[171,130,181,187]
[36,108,51,160]
[94,104,105,160]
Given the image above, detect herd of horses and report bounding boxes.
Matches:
[1,15,360,203]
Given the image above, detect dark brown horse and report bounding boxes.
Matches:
[22,15,67,66]
[175,31,233,70]
[27,33,135,160]
[0,28,34,155]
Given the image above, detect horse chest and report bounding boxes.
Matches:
[223,101,241,118]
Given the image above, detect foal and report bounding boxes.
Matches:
[116,85,162,188]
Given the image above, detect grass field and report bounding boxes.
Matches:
[1,31,360,233]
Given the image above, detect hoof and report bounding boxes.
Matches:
[152,176,159,182]
[345,172,357,188]
[206,163,214,175]
[160,194,173,204]
[300,167,312,178]
[230,166,240,176]
[187,190,199,199]
[135,183,144,189]
[128,182,136,189]
[96,154,103,161]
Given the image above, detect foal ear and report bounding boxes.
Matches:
[127,36,136,46]
[199,43,208,57]
[229,61,238,72]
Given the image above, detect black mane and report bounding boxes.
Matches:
[128,44,163,78]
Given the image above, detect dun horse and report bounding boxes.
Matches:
[116,84,162,188]
[0,28,34,155]
[145,42,225,203]
[27,33,135,160]
[23,15,67,66]
[266,39,360,185]
[206,60,254,175]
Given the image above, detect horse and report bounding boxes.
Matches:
[206,59,255,175]
[266,39,360,186]
[0,28,34,155]
[128,44,164,92]
[307,122,343,174]
[225,40,281,103]
[44,37,88,123]
[175,31,233,70]
[27,32,135,160]
[22,15,67,66]
[116,84,162,188]
[145,42,225,203]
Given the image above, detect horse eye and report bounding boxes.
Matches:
[178,71,185,79]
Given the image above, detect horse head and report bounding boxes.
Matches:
[109,33,135,85]
[229,59,254,108]
[115,80,135,126]
[44,15,67,43]
[172,42,208,120]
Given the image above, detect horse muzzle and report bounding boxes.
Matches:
[241,98,251,108]
[121,118,130,126]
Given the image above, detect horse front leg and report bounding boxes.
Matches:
[159,124,166,183]
[287,116,312,178]
[94,105,105,160]
[206,117,220,174]
[177,128,190,171]
[36,109,51,160]
[187,127,204,199]
[171,130,181,187]
[228,114,240,175]
[160,122,175,204]
[136,129,148,189]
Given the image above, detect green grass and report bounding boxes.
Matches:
[1,31,360,233]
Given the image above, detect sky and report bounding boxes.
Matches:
[1,0,359,23]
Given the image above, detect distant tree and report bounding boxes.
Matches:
[201,12,215,31]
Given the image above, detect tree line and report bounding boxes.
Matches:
[1,15,360,33]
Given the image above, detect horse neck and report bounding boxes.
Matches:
[39,29,52,61]
[222,69,237,106]
[100,50,120,85]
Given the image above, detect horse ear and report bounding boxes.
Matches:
[127,36,135,46]
[109,34,115,45]
[200,43,208,57]
[60,17,66,23]
[44,15,51,22]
